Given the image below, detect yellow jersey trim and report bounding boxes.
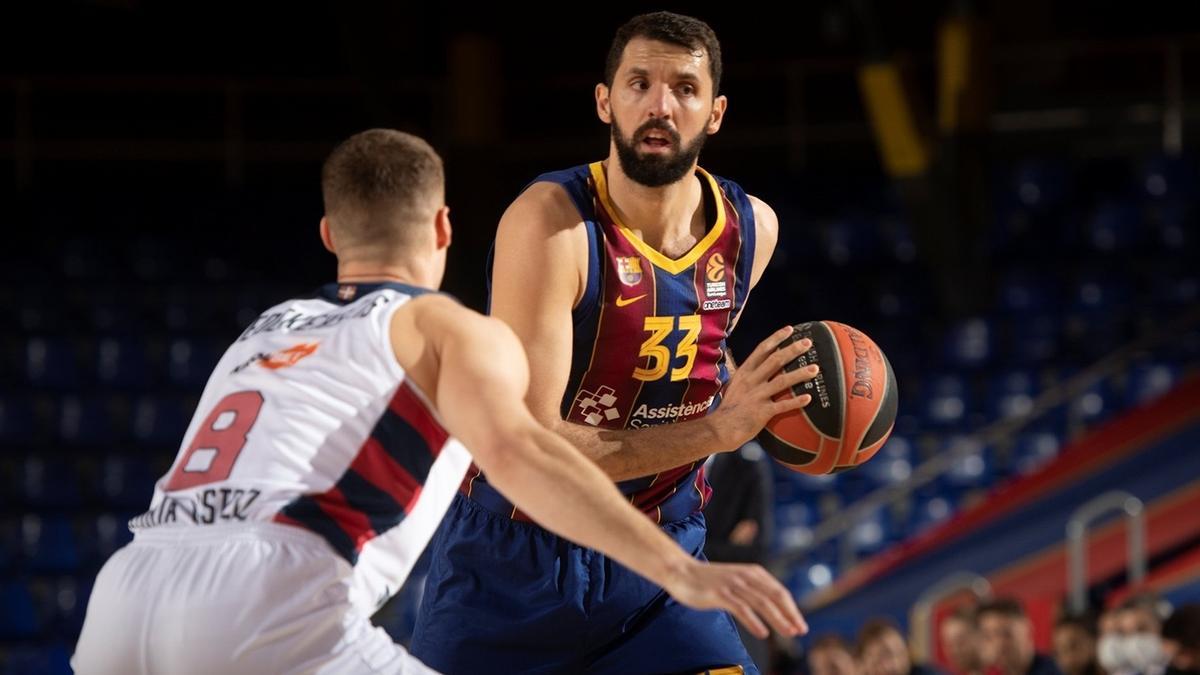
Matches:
[588,161,728,275]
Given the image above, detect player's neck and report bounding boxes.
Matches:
[603,158,703,245]
[336,259,430,289]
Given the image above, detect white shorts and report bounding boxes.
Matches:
[72,521,438,675]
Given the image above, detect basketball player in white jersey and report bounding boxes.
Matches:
[72,129,807,674]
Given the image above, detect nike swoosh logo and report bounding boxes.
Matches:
[614,294,647,307]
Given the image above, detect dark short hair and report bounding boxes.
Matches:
[977,597,1027,621]
[604,11,723,96]
[1055,612,1098,638]
[857,617,904,655]
[320,129,444,248]
[811,634,854,654]
[1163,604,1200,649]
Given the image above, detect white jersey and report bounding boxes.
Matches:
[129,281,471,614]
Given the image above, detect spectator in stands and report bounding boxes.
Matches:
[858,617,941,675]
[1162,604,1200,675]
[940,606,984,675]
[1053,613,1102,675]
[810,634,865,675]
[977,598,1061,675]
[704,442,775,669]
[1100,593,1171,675]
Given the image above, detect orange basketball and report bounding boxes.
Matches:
[757,321,899,475]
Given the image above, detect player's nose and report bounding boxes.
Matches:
[645,83,673,120]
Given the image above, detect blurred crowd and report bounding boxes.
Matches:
[790,595,1200,675]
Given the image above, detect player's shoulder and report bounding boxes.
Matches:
[401,294,509,340]
[746,194,778,229]
[502,166,593,236]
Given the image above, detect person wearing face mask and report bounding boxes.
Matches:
[977,598,1062,675]
[1161,604,1200,675]
[1098,593,1172,675]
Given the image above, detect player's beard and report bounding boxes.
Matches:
[611,117,707,188]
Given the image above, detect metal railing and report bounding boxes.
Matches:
[1066,491,1146,614]
[909,572,992,662]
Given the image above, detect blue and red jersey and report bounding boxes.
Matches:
[470,161,756,523]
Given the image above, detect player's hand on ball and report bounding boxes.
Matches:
[663,559,808,639]
[711,325,819,451]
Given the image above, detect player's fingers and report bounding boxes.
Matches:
[757,338,812,380]
[746,567,807,635]
[768,363,820,393]
[734,574,799,637]
[741,326,795,372]
[719,586,770,639]
[770,393,813,416]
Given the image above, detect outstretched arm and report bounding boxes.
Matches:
[393,298,807,638]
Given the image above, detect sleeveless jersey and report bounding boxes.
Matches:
[471,161,756,524]
[129,281,472,613]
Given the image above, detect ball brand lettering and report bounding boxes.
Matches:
[846,328,874,399]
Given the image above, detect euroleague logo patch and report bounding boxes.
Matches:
[704,253,727,298]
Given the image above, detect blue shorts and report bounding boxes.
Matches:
[410,493,757,674]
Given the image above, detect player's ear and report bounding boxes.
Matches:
[596,83,612,124]
[706,95,727,135]
[319,217,336,254]
[434,206,452,250]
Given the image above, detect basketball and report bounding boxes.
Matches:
[757,321,899,475]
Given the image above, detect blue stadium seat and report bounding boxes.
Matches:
[942,435,995,490]
[0,581,39,639]
[95,337,152,390]
[910,493,956,534]
[1069,379,1116,430]
[1139,154,1197,201]
[15,292,67,334]
[943,318,994,369]
[24,338,80,390]
[848,506,892,557]
[921,374,972,429]
[20,458,82,509]
[1126,362,1179,406]
[862,435,914,488]
[1011,431,1061,476]
[1010,159,1071,211]
[1085,199,1140,253]
[774,502,816,555]
[1145,200,1193,255]
[1005,314,1061,365]
[1070,273,1133,316]
[131,397,188,448]
[21,515,80,574]
[87,294,144,335]
[166,338,219,389]
[37,576,88,641]
[998,271,1060,316]
[987,370,1038,421]
[1150,269,1198,312]
[0,518,17,572]
[163,287,214,332]
[2,643,73,675]
[821,216,881,266]
[0,397,34,445]
[89,513,134,566]
[98,456,158,509]
[56,396,115,447]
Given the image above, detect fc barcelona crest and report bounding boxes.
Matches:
[617,257,643,286]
